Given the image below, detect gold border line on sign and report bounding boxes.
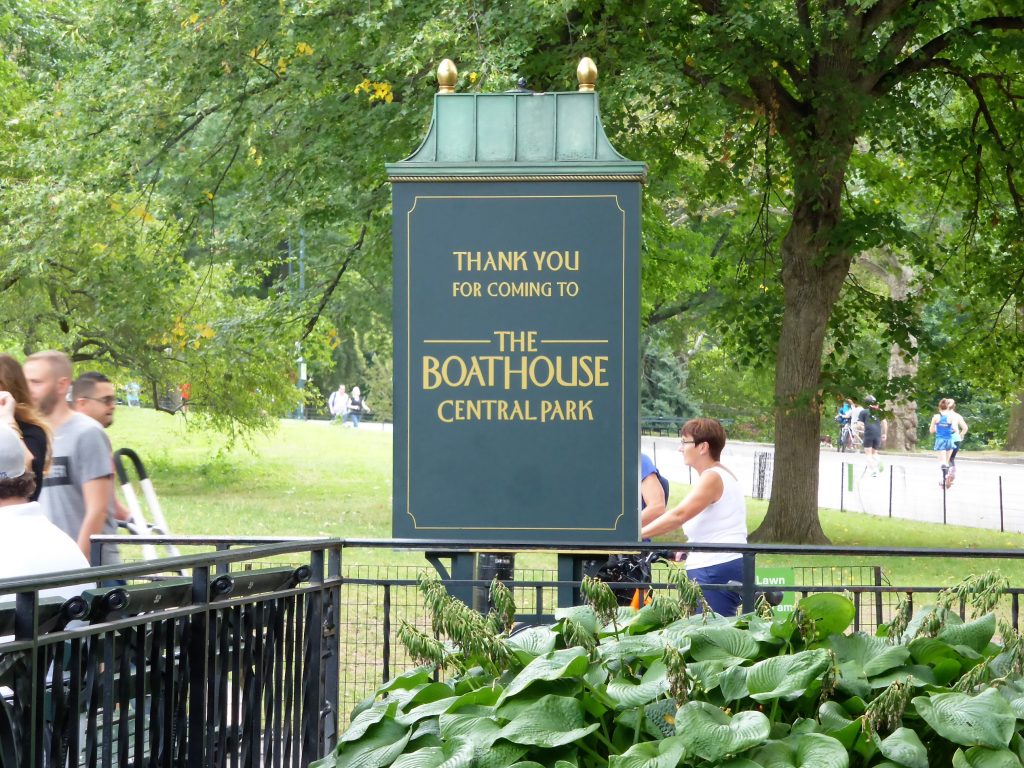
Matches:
[539,339,608,344]
[405,193,628,532]
[423,339,492,344]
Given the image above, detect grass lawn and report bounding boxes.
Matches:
[107,408,1024,588]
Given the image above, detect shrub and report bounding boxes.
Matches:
[315,573,1024,767]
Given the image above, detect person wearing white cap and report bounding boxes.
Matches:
[0,419,90,601]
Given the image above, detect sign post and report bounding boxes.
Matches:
[388,59,645,603]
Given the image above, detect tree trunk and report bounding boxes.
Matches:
[1007,392,1024,450]
[886,341,918,451]
[750,213,851,544]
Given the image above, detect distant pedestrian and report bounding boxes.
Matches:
[929,398,958,482]
[328,384,348,422]
[941,398,969,488]
[343,386,367,428]
[858,396,887,476]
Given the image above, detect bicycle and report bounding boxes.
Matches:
[837,420,862,452]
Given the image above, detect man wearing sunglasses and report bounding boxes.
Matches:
[23,352,122,565]
[73,371,134,530]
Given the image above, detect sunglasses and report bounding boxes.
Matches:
[81,395,117,406]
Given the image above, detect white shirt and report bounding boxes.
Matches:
[682,466,747,570]
[0,501,93,602]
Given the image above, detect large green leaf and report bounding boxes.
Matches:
[475,742,528,768]
[797,595,856,640]
[497,695,600,748]
[688,626,761,661]
[507,626,558,660]
[750,733,850,768]
[827,634,889,668]
[389,736,475,768]
[333,718,412,768]
[873,727,929,768]
[598,635,667,664]
[397,697,459,726]
[719,664,752,702]
[608,735,687,768]
[913,688,1016,748]
[340,702,399,743]
[691,658,746,696]
[554,606,599,635]
[816,701,862,749]
[868,665,937,688]
[606,676,670,709]
[606,661,670,709]
[908,636,966,667]
[746,649,832,701]
[951,747,1024,768]
[497,648,590,704]
[438,712,503,751]
[674,700,771,762]
[938,614,997,653]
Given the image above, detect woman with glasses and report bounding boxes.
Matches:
[640,417,747,616]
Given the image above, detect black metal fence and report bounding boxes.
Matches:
[6,536,1024,766]
[0,540,341,768]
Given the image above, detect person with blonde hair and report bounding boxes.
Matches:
[929,398,958,475]
[0,354,51,501]
[943,399,969,488]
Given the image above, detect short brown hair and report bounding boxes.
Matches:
[26,350,73,381]
[680,418,727,461]
[0,473,36,501]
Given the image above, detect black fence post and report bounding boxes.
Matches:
[1000,476,1005,533]
[187,565,211,767]
[741,553,756,613]
[874,567,884,629]
[888,465,893,518]
[324,546,341,752]
[302,549,326,767]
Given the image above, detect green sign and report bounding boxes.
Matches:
[390,182,640,542]
[755,567,796,613]
[387,81,645,544]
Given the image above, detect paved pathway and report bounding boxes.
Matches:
[642,436,1024,535]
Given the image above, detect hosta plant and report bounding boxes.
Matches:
[315,572,1024,767]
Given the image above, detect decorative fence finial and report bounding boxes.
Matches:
[437,59,458,94]
[577,57,597,92]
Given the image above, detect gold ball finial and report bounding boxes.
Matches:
[577,57,597,92]
[437,59,458,94]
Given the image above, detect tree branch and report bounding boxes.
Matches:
[680,61,757,111]
[873,16,1024,95]
[299,225,366,341]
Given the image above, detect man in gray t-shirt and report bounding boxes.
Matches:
[24,351,120,566]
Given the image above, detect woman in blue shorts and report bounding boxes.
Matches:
[929,398,956,470]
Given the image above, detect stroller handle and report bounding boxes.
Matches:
[114,447,149,484]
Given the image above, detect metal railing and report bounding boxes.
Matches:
[6,536,1024,766]
[1,540,341,768]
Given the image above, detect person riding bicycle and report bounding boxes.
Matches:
[834,399,852,445]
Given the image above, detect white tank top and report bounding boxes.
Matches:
[682,465,747,570]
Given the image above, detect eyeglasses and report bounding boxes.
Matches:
[680,439,699,447]
[81,396,117,406]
